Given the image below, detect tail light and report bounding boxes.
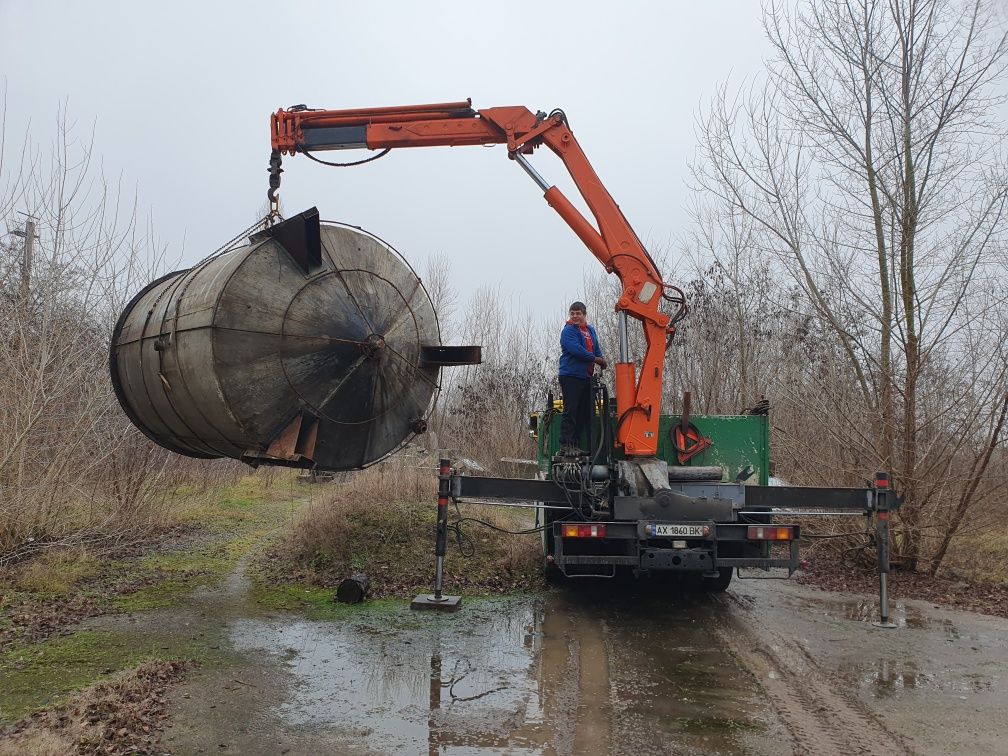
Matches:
[561,524,607,538]
[747,525,794,541]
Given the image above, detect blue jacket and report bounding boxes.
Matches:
[559,322,603,378]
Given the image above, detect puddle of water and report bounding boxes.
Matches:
[839,656,996,699]
[597,593,769,751]
[776,593,1000,702]
[226,586,777,755]
[231,596,547,754]
[579,587,780,752]
[791,593,961,636]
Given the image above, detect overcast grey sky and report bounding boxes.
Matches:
[1,1,771,320]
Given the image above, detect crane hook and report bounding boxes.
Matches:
[267,149,283,216]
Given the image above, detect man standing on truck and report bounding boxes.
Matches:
[559,301,607,456]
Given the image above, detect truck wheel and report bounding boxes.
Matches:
[705,567,733,592]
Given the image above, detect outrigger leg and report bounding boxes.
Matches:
[872,472,898,629]
[411,458,462,612]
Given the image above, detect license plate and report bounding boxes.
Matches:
[651,524,707,537]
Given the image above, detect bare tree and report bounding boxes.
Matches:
[423,251,458,345]
[693,0,1008,569]
[0,105,212,564]
[432,285,553,472]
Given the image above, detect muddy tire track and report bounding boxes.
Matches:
[573,616,612,755]
[538,597,582,756]
[719,593,913,755]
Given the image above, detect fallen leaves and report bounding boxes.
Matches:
[1,659,192,755]
[0,594,105,651]
[0,564,208,654]
[0,525,212,653]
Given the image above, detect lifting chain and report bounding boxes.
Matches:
[267,149,283,222]
[266,104,311,218]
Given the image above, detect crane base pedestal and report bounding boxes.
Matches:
[410,594,462,612]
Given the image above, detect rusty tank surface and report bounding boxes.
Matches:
[110,208,477,471]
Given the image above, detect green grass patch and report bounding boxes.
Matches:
[101,477,298,613]
[11,550,103,596]
[0,629,214,723]
[106,528,275,613]
[248,582,407,621]
[134,527,267,575]
[248,582,340,613]
[171,473,296,527]
[0,471,303,724]
[110,577,204,612]
[3,472,303,648]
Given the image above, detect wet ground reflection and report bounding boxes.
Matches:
[773,590,1000,701]
[794,592,961,636]
[838,656,996,699]
[233,597,542,753]
[231,586,776,754]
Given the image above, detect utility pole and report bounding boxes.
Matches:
[12,214,37,301]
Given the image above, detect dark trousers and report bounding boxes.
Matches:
[559,375,592,449]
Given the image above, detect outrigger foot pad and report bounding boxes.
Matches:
[410,594,462,612]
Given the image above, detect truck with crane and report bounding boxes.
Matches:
[111,98,897,618]
[265,99,894,603]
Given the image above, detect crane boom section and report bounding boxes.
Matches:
[270,100,672,457]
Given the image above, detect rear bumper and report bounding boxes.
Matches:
[551,521,801,576]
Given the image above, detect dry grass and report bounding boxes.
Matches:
[0,730,74,756]
[272,455,543,596]
[11,550,103,595]
[0,456,244,569]
[942,529,1008,585]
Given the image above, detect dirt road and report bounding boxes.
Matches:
[96,564,1006,755]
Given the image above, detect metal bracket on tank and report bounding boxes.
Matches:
[243,411,319,469]
[251,206,322,275]
[420,345,482,366]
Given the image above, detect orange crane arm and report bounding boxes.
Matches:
[270,99,680,457]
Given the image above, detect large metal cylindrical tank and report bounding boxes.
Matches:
[110,208,456,471]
